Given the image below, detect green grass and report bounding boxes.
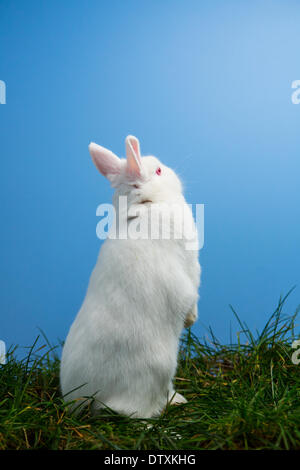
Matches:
[1,292,300,450]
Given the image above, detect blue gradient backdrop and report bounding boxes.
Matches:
[1,1,300,354]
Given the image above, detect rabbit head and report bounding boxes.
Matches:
[89,135,183,209]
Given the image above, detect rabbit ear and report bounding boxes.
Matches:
[125,135,142,178]
[89,142,122,179]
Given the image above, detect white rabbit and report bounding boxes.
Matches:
[60,135,201,418]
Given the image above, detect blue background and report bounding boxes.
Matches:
[1,0,300,355]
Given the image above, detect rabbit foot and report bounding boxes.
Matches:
[169,392,187,405]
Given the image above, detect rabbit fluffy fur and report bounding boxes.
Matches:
[60,136,201,418]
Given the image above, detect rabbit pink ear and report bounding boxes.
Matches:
[89,142,121,179]
[125,135,142,178]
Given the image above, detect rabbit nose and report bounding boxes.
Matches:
[133,184,140,189]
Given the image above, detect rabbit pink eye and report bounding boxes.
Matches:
[156,167,161,175]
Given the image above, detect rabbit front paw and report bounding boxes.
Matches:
[184,304,198,328]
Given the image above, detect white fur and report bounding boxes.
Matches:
[60,136,201,418]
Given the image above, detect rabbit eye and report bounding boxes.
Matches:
[156,167,162,175]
